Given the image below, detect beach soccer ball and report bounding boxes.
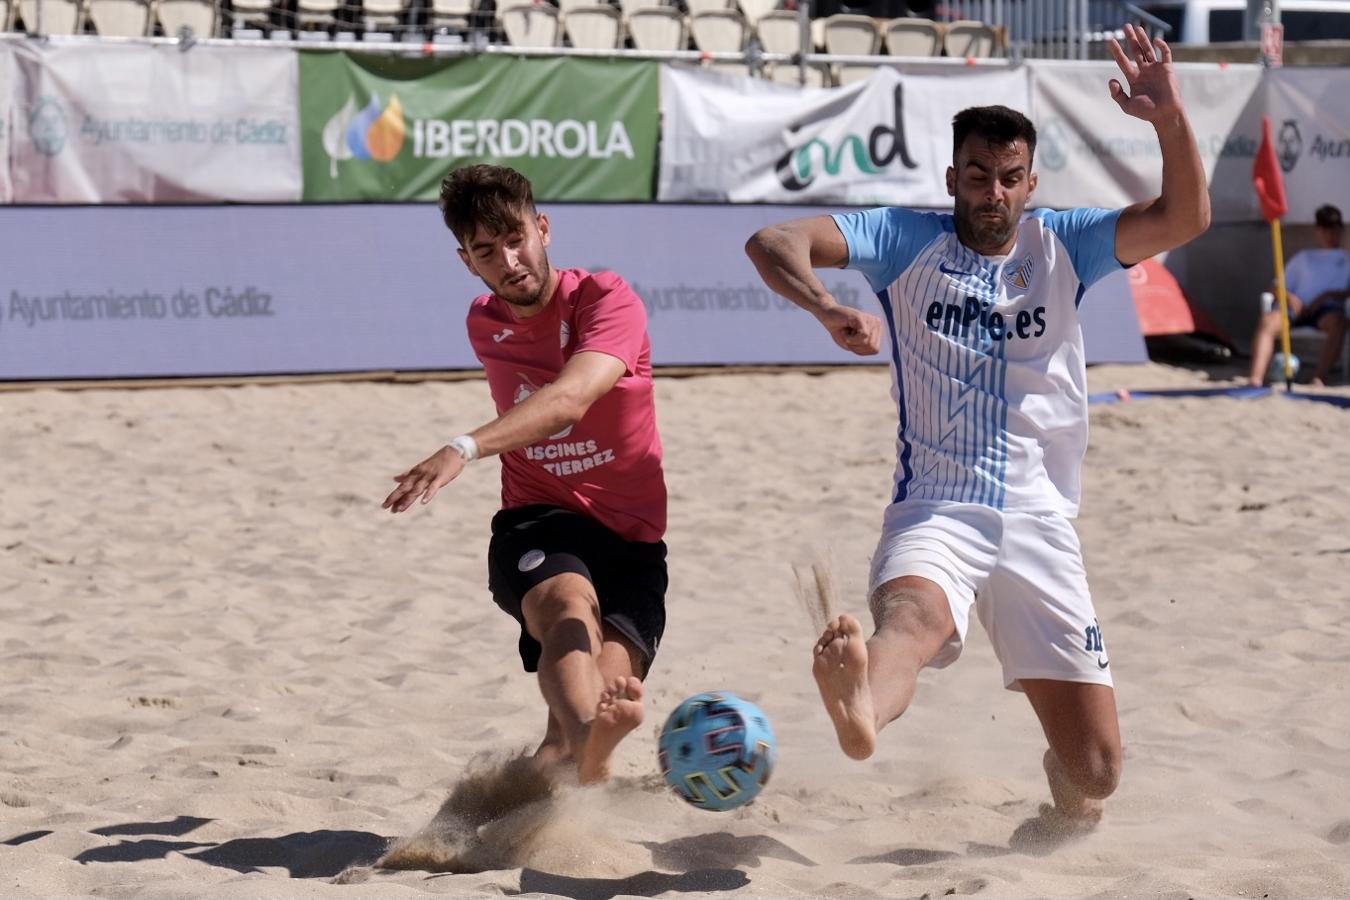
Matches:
[657,692,776,812]
[1270,352,1300,381]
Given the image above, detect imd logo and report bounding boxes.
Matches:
[1276,119,1301,173]
[1038,119,1071,172]
[322,93,406,176]
[30,97,67,157]
[774,84,917,191]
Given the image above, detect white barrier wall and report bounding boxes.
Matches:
[0,203,1145,380]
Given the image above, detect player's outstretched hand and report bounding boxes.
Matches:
[1107,23,1182,124]
[382,446,466,513]
[819,304,883,356]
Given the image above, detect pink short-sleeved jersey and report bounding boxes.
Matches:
[467,268,667,543]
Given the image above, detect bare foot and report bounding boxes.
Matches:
[529,743,571,779]
[1043,749,1104,827]
[577,676,644,784]
[812,614,877,760]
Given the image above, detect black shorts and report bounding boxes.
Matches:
[1292,305,1345,328]
[487,504,668,674]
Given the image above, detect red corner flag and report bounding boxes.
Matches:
[1253,116,1288,222]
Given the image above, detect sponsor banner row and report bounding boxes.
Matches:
[658,62,1350,224]
[0,203,1143,380]
[1,40,1345,220]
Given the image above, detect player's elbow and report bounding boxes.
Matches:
[1187,196,1212,241]
[549,385,593,429]
[1171,196,1211,246]
[745,229,772,264]
[746,226,788,266]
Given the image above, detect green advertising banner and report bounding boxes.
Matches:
[298,53,658,202]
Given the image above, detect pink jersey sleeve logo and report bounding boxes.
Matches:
[515,375,574,439]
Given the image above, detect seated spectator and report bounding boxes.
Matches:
[1247,204,1349,386]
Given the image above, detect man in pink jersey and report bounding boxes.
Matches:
[382,165,667,785]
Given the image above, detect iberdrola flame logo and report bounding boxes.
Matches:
[321,93,405,178]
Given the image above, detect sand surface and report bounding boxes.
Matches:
[1,364,1347,899]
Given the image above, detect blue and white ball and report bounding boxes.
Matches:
[1270,351,1301,380]
[657,692,776,811]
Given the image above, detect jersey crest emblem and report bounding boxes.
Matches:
[1004,255,1035,290]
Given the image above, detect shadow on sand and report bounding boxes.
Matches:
[74,820,389,879]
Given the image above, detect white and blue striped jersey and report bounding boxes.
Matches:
[832,206,1124,517]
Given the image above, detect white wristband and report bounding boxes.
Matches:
[448,434,479,463]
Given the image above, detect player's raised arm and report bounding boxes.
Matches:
[1107,23,1211,265]
[745,216,882,356]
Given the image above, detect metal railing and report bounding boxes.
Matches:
[5,0,1172,71]
[940,0,1172,60]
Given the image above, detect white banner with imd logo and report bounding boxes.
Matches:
[1029,61,1264,222]
[8,41,301,203]
[658,64,1029,206]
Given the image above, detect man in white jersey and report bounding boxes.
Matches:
[745,24,1209,830]
[1246,204,1348,387]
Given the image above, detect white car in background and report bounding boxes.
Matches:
[1138,0,1350,43]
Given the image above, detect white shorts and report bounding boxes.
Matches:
[869,500,1112,692]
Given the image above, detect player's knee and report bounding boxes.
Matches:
[869,580,952,644]
[1072,744,1122,799]
[523,583,600,641]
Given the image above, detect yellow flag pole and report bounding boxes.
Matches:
[1271,219,1294,392]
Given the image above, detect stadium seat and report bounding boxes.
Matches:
[821,13,879,86]
[18,0,82,33]
[821,13,879,54]
[943,19,998,57]
[428,0,474,31]
[227,0,273,30]
[684,0,733,16]
[361,0,410,32]
[689,8,746,52]
[1,0,12,31]
[555,0,594,14]
[734,0,774,27]
[499,2,559,46]
[158,0,216,36]
[296,0,340,31]
[564,4,621,47]
[613,0,658,16]
[627,6,686,51]
[87,0,151,35]
[755,9,811,54]
[884,16,941,56]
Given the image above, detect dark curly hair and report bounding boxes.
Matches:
[438,165,537,248]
